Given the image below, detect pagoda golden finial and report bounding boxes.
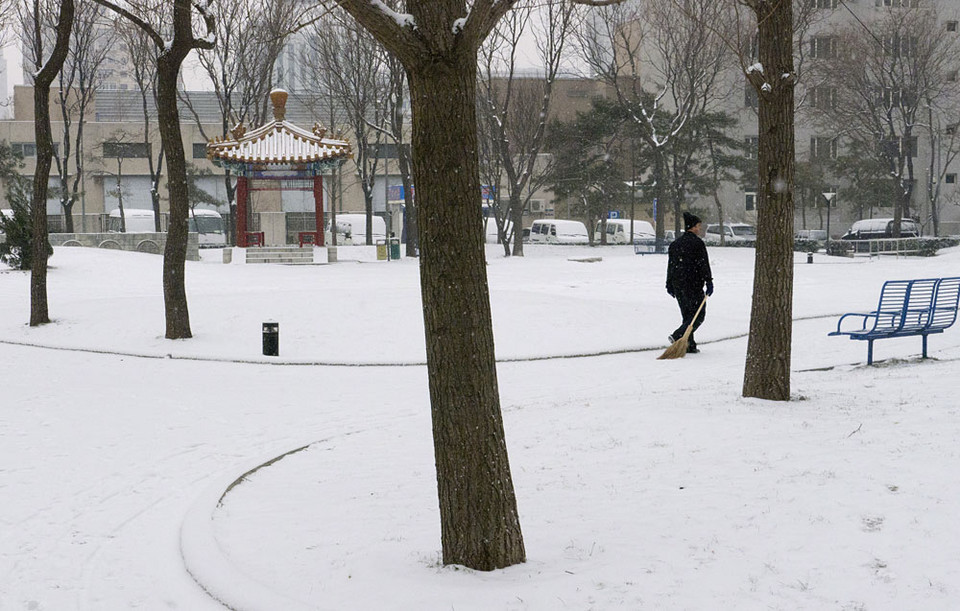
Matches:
[230,122,246,140]
[312,122,327,138]
[270,89,288,121]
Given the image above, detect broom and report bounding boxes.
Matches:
[658,295,708,360]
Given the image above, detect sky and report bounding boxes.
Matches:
[3,242,960,609]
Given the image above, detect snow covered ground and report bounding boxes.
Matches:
[2,243,959,610]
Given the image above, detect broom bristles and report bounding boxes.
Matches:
[657,295,707,360]
[657,334,689,359]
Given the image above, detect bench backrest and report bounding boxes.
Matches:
[872,280,913,332]
[929,276,960,331]
[901,278,940,332]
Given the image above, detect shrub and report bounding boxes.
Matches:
[794,238,821,254]
[825,240,852,257]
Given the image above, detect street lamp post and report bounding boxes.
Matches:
[822,190,836,243]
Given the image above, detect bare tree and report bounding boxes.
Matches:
[92,0,216,339]
[306,13,387,245]
[382,49,418,256]
[181,0,300,244]
[815,5,960,237]
[51,0,114,234]
[579,0,731,245]
[115,20,167,231]
[21,0,75,326]
[478,0,578,256]
[925,104,960,236]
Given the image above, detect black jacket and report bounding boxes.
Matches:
[666,230,712,295]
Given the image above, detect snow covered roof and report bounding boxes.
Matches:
[206,90,352,166]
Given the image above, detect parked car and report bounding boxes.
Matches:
[840,218,919,240]
[795,229,828,241]
[527,219,589,244]
[593,219,655,244]
[704,222,756,244]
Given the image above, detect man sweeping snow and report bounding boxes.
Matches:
[665,212,713,355]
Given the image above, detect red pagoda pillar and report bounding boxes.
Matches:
[314,175,325,246]
[236,176,249,247]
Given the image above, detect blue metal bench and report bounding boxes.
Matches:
[828,277,960,364]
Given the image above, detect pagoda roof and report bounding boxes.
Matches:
[207,120,352,165]
[206,89,352,167]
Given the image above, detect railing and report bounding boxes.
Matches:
[829,237,926,259]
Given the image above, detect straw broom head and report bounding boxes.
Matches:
[657,295,708,360]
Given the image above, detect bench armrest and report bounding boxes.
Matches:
[830,312,873,335]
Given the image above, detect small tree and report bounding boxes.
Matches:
[0,143,48,270]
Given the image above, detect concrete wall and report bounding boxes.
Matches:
[49,232,200,261]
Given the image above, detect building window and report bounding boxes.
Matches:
[366,143,411,159]
[883,35,918,57]
[811,136,838,160]
[948,70,959,83]
[880,87,916,108]
[744,136,759,159]
[880,136,918,158]
[744,85,758,109]
[745,191,757,211]
[193,143,208,159]
[813,0,838,8]
[810,36,839,60]
[103,142,150,158]
[946,173,957,184]
[946,123,958,136]
[948,21,958,33]
[12,143,37,157]
[876,0,920,6]
[809,86,837,110]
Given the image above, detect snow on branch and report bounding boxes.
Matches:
[369,0,416,29]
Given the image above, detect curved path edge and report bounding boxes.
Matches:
[180,444,323,611]
[0,313,842,367]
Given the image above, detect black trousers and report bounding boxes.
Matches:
[671,290,706,347]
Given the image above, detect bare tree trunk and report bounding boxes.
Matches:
[742,0,795,401]
[410,53,525,571]
[157,55,192,339]
[30,0,75,327]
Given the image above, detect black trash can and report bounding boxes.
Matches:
[262,322,279,356]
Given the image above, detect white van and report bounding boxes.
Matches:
[594,219,655,244]
[188,209,227,248]
[336,213,386,244]
[325,219,354,245]
[528,219,589,244]
[107,208,158,233]
[107,208,227,248]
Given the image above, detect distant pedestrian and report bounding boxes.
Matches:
[665,212,713,354]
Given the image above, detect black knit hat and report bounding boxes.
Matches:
[683,212,701,231]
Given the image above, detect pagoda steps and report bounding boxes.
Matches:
[245,246,315,265]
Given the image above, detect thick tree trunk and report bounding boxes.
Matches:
[156,56,192,339]
[30,0,75,326]
[30,84,53,326]
[408,51,525,571]
[511,197,524,256]
[742,0,795,401]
